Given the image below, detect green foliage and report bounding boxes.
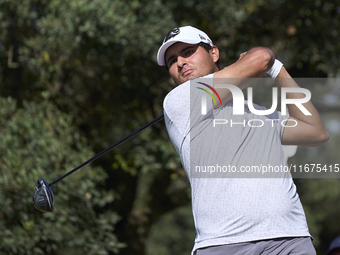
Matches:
[0,96,124,254]
[299,178,340,252]
[145,205,196,255]
[0,0,339,254]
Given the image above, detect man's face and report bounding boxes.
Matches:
[165,42,219,85]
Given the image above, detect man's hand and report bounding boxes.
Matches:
[236,51,248,62]
[213,47,275,107]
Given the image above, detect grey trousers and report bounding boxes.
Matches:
[194,237,316,255]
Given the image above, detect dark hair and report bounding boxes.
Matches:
[198,42,212,51]
[198,42,220,70]
[165,42,220,70]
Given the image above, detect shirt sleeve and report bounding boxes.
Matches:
[163,73,215,152]
[252,103,290,140]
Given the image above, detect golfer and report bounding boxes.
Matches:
[157,26,329,255]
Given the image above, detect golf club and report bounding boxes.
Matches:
[33,113,164,212]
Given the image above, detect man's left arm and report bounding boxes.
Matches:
[276,67,329,146]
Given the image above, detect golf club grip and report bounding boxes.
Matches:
[48,114,165,187]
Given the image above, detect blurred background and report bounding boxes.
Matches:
[0,0,339,254]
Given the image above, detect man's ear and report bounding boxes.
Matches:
[211,46,220,64]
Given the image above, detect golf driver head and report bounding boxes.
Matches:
[33,178,54,212]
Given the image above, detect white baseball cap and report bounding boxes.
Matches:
[157,26,213,66]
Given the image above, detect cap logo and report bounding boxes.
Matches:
[164,28,180,43]
[199,34,206,40]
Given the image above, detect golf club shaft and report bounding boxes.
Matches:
[48,114,164,187]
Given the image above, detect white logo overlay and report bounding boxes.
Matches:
[189,78,337,179]
[200,84,312,116]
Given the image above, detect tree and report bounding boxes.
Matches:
[0,96,124,254]
[0,0,339,254]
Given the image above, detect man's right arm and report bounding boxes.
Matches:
[213,47,275,107]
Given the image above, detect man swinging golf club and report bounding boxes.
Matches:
[157,26,329,255]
